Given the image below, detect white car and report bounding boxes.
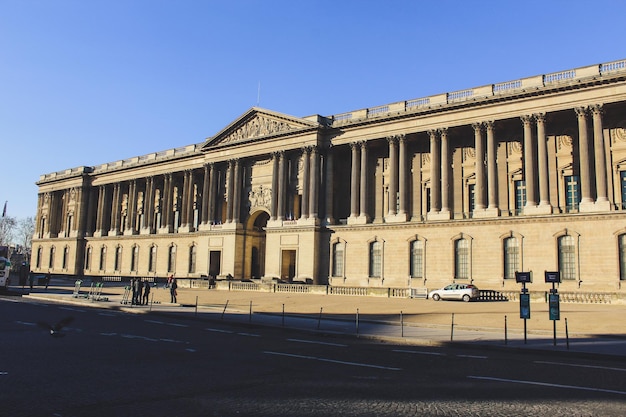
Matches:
[428,283,479,302]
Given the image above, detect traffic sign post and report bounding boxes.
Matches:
[515,271,532,344]
[545,271,561,346]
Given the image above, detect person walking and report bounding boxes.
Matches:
[142,279,151,305]
[130,278,137,305]
[45,271,51,289]
[135,278,144,305]
[170,278,178,303]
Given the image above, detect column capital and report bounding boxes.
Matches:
[386,135,400,144]
[428,129,438,139]
[591,103,604,116]
[575,106,588,118]
[534,113,547,124]
[471,122,484,132]
[520,114,534,126]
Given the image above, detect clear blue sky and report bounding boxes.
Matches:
[2,0,625,221]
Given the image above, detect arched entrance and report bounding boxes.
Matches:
[245,210,269,279]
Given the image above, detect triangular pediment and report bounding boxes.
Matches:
[201,107,320,150]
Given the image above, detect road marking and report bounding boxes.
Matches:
[146,320,165,325]
[145,319,188,328]
[15,321,36,326]
[1,372,8,375]
[205,328,233,334]
[98,312,118,317]
[265,351,401,371]
[287,338,347,347]
[457,354,488,359]
[468,375,626,395]
[60,307,85,312]
[534,360,626,372]
[100,332,117,336]
[167,323,189,328]
[186,348,196,352]
[392,349,445,356]
[237,332,260,337]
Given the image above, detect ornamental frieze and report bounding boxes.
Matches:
[224,116,295,143]
[248,185,272,209]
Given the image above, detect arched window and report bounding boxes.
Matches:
[131,245,139,272]
[49,246,55,269]
[369,241,382,278]
[188,245,197,274]
[85,246,92,271]
[62,246,70,270]
[558,235,576,280]
[332,242,344,277]
[503,237,519,279]
[149,245,157,273]
[114,246,122,271]
[618,234,626,281]
[454,238,469,280]
[36,247,43,269]
[99,246,107,271]
[410,240,424,278]
[168,245,176,273]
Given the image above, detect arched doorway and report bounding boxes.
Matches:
[245,210,269,279]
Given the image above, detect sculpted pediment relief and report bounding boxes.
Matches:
[202,107,319,150]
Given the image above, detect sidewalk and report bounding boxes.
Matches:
[16,278,626,360]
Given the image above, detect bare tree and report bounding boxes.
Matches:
[17,216,35,252]
[0,216,17,246]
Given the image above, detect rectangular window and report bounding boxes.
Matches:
[565,175,580,212]
[455,239,469,279]
[469,184,475,214]
[515,180,526,215]
[620,235,626,280]
[369,241,382,278]
[332,243,344,277]
[558,235,576,280]
[620,171,626,210]
[410,240,423,278]
[503,237,519,279]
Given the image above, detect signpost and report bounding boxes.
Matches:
[545,271,561,346]
[515,271,532,344]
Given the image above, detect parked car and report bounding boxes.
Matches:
[428,283,479,302]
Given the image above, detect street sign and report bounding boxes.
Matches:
[545,271,560,284]
[515,271,532,283]
[520,293,530,319]
[549,293,560,320]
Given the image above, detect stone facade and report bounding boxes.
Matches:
[32,59,626,294]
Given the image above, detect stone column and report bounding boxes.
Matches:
[226,161,235,223]
[232,160,242,224]
[301,147,310,219]
[592,105,609,204]
[208,163,216,224]
[309,146,319,219]
[95,186,104,236]
[110,184,120,234]
[576,107,593,205]
[522,115,537,208]
[440,128,450,215]
[324,149,335,225]
[271,154,279,221]
[398,134,408,220]
[486,121,498,211]
[201,165,210,225]
[473,123,486,211]
[162,173,173,233]
[428,130,441,214]
[387,136,398,216]
[127,180,138,234]
[535,114,551,208]
[277,152,286,221]
[142,176,154,233]
[359,142,369,221]
[349,142,360,219]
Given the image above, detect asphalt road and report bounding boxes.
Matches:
[1,294,625,417]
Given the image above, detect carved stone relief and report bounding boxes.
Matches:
[223,116,296,143]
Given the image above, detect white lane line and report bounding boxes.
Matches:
[145,319,188,328]
[98,312,118,317]
[100,332,117,336]
[237,332,260,337]
[167,323,189,328]
[60,307,85,312]
[265,351,401,371]
[468,375,626,396]
[146,320,165,325]
[392,349,445,356]
[1,371,8,375]
[15,321,37,326]
[205,328,233,334]
[457,354,488,359]
[287,338,347,347]
[534,360,626,372]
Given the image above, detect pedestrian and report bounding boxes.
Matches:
[135,278,143,305]
[142,279,151,305]
[170,278,178,303]
[45,271,51,289]
[28,271,34,290]
[167,274,174,289]
[130,278,137,305]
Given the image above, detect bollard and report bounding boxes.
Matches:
[317,307,323,330]
[504,315,508,345]
[401,311,404,338]
[356,308,359,337]
[149,292,154,312]
[221,300,229,320]
[565,318,569,350]
[195,296,198,317]
[450,313,455,341]
[282,304,285,327]
[249,301,253,323]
